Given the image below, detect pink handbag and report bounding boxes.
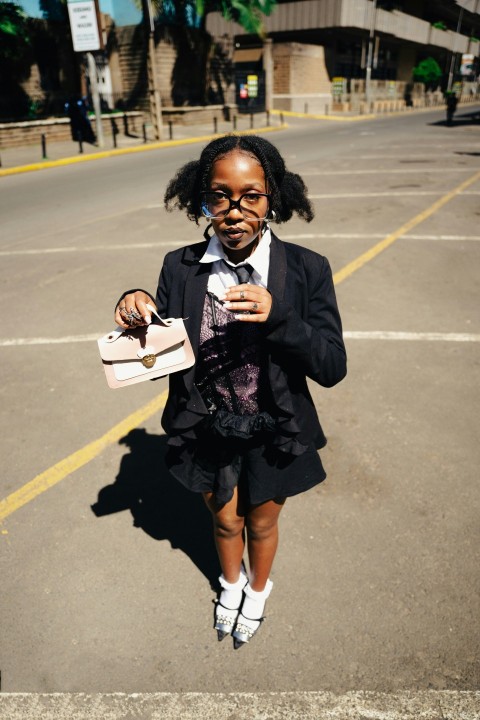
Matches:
[97,306,195,389]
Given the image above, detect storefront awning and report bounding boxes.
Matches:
[233,48,264,63]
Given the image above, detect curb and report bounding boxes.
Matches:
[0,690,479,719]
[0,125,286,178]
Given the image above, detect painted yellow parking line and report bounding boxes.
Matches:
[1,169,480,523]
[0,390,168,522]
[333,168,480,285]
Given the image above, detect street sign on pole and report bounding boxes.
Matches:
[67,0,104,147]
[67,0,102,52]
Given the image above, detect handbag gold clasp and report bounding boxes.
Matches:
[141,354,156,368]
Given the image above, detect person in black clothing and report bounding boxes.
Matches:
[113,134,347,648]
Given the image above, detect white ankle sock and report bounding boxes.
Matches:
[218,570,248,610]
[240,579,273,621]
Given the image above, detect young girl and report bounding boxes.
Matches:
[115,134,346,649]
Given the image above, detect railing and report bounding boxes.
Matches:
[0,92,144,123]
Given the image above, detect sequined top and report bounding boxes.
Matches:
[195,293,266,415]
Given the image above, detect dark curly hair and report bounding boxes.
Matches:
[164,134,314,224]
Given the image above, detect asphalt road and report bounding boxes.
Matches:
[0,107,479,707]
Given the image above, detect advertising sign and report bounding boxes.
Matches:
[460,54,475,77]
[67,0,101,52]
[247,75,258,99]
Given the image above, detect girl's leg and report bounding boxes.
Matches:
[203,486,246,582]
[246,497,286,591]
[204,487,248,639]
[232,497,286,646]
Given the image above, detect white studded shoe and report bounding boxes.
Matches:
[232,579,273,649]
[214,569,248,641]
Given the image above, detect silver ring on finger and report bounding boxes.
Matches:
[240,290,245,300]
[252,302,259,311]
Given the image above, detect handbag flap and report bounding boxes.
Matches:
[97,319,187,362]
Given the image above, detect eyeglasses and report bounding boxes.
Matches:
[200,191,270,220]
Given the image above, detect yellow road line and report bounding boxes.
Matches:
[0,126,286,178]
[0,390,168,522]
[333,168,480,285]
[2,169,480,522]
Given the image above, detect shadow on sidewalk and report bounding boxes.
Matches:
[91,428,220,589]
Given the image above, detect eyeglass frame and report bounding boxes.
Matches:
[199,190,271,220]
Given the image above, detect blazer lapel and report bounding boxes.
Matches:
[267,233,287,299]
[182,242,211,354]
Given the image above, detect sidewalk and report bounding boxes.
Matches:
[0,115,284,174]
[2,104,478,176]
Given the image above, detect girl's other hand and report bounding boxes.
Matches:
[115,291,155,328]
[223,284,272,322]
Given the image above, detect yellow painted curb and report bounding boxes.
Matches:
[270,109,376,122]
[0,125,287,178]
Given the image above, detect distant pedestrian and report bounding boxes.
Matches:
[65,96,96,144]
[112,134,347,647]
[445,92,458,125]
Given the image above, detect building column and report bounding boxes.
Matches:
[263,37,273,112]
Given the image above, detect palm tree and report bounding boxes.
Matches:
[135,0,276,36]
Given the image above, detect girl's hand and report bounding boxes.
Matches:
[223,284,272,322]
[115,291,155,329]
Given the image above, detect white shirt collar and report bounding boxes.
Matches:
[200,227,271,276]
[199,227,271,295]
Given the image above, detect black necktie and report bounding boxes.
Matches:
[222,260,254,285]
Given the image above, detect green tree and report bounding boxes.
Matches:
[0,0,31,64]
[412,57,443,88]
[0,1,34,117]
[136,0,276,36]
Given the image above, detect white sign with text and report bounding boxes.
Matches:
[67,0,101,52]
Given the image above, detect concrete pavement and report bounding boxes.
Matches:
[1,107,480,718]
[0,690,479,719]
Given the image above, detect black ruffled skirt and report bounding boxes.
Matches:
[165,412,326,506]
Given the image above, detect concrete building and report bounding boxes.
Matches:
[207,0,480,113]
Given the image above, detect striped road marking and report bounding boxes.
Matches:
[343,331,480,342]
[1,168,479,522]
[310,190,480,199]
[0,690,478,719]
[303,167,477,175]
[1,331,479,348]
[1,234,480,258]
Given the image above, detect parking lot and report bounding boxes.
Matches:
[0,106,479,717]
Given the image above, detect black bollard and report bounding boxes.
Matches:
[168,121,173,140]
[41,133,47,159]
[214,117,218,134]
[250,112,254,129]
[111,118,117,148]
[233,115,237,131]
[280,112,284,125]
[142,123,147,143]
[77,131,83,154]
[266,110,270,126]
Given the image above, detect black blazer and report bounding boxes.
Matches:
[154,233,347,453]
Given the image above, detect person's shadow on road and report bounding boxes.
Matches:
[91,429,220,590]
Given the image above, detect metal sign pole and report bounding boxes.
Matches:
[87,51,105,147]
